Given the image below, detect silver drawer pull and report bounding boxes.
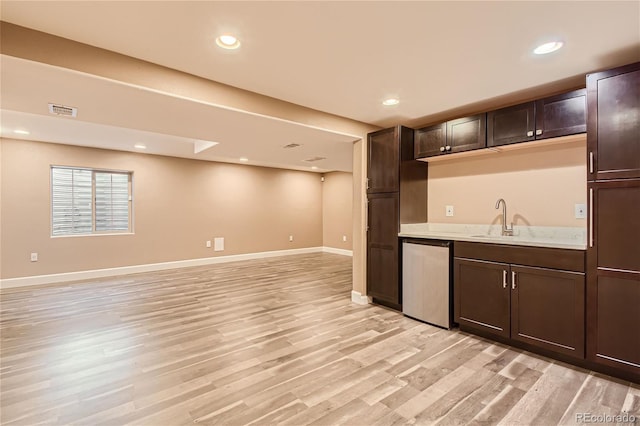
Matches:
[536,129,543,136]
[511,271,516,289]
[502,270,508,288]
[526,131,534,137]
[440,146,445,152]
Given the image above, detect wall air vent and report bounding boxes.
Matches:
[283,143,302,149]
[303,156,326,162]
[48,103,78,118]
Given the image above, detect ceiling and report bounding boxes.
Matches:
[0,56,357,172]
[1,1,639,171]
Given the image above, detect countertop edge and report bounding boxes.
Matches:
[398,232,587,251]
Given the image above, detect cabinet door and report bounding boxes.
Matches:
[367,127,399,193]
[454,258,510,339]
[414,123,446,158]
[367,192,400,307]
[446,114,486,153]
[535,89,586,140]
[587,180,640,374]
[487,102,535,147]
[511,265,585,358]
[587,62,640,180]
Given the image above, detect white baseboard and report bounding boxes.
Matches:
[351,290,371,305]
[0,247,328,289]
[322,247,353,257]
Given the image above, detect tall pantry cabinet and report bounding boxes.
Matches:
[586,61,640,379]
[367,126,427,309]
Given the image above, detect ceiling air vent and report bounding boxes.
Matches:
[283,143,302,149]
[48,103,78,118]
[303,156,326,163]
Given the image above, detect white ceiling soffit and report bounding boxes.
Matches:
[1,1,639,127]
[0,56,358,172]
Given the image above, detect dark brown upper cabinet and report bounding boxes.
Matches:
[414,123,446,158]
[487,89,586,148]
[367,127,400,193]
[487,102,536,147]
[535,89,587,139]
[415,115,486,159]
[587,62,640,181]
[447,114,487,153]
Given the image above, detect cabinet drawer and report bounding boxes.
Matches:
[454,242,585,272]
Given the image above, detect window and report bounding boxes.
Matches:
[51,167,132,236]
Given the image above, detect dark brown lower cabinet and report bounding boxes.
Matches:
[455,259,510,339]
[367,192,400,307]
[511,265,585,358]
[454,256,585,359]
[587,179,640,375]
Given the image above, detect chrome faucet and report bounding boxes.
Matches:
[495,198,514,236]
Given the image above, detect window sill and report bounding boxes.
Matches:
[51,232,135,239]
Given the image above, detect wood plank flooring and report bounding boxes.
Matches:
[1,253,638,425]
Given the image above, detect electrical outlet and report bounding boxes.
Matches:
[445,205,454,217]
[575,203,587,219]
[214,237,224,251]
[30,252,38,262]
[342,235,347,242]
[206,240,212,248]
[289,235,294,242]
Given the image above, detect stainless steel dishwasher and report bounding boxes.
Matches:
[402,239,453,329]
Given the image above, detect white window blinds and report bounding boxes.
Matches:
[51,167,132,236]
[95,172,130,232]
[51,168,93,235]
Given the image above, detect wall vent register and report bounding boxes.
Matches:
[48,103,78,118]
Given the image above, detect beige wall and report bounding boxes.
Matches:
[1,138,326,279]
[427,139,587,227]
[322,172,353,251]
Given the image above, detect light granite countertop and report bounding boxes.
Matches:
[399,223,587,250]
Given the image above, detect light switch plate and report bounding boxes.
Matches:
[575,203,587,219]
[445,205,454,217]
[214,237,224,251]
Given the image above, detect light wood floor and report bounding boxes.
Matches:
[1,253,638,426]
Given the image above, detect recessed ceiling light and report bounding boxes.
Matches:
[311,166,318,170]
[216,34,241,50]
[134,143,147,150]
[239,157,249,162]
[533,41,564,55]
[14,129,30,135]
[382,98,400,106]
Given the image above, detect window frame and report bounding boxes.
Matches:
[50,165,134,237]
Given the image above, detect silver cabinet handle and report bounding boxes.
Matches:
[366,178,370,190]
[440,146,445,152]
[445,145,451,151]
[536,129,543,136]
[502,270,508,288]
[589,152,594,174]
[511,271,516,289]
[526,131,534,137]
[589,188,594,248]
